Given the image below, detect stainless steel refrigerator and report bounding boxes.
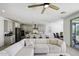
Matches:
[15,28,21,42]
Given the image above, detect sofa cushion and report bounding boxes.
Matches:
[35,39,49,44]
[34,44,49,53]
[0,50,9,56]
[26,39,34,47]
[57,40,63,46]
[49,44,61,53]
[30,39,35,43]
[49,39,58,45]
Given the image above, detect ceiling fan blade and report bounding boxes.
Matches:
[41,7,46,14]
[28,4,44,8]
[49,4,60,10]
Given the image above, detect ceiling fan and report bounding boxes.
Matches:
[28,3,60,14]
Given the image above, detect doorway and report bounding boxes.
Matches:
[71,17,79,49]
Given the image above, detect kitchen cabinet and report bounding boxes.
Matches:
[0,17,4,47]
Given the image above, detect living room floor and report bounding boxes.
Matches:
[66,46,79,56]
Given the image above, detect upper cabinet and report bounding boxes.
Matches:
[14,22,20,28]
[4,19,21,33]
[4,19,14,32]
[8,20,14,32]
[0,17,4,47]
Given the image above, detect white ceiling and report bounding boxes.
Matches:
[0,3,79,24]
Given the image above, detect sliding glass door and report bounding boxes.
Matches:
[71,17,79,48]
[75,24,79,42]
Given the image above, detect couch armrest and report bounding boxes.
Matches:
[60,41,66,53]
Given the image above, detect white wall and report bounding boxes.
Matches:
[0,17,4,47]
[63,11,79,46]
[21,24,46,33]
[63,19,71,46]
[45,20,63,33]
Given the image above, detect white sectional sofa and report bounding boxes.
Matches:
[0,38,66,56]
[26,38,66,54]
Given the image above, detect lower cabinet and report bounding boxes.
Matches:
[4,35,15,45]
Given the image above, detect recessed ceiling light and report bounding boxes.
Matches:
[60,11,66,14]
[2,10,5,13]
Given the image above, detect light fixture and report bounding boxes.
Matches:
[32,24,38,34]
[2,9,5,13]
[32,29,38,34]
